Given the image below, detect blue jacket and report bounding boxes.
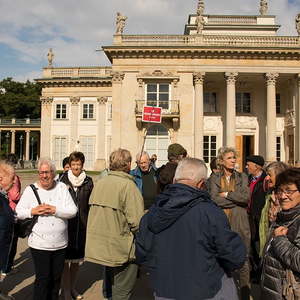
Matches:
[135,183,246,300]
[130,165,157,193]
[0,191,14,273]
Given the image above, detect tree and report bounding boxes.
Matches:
[0,78,41,119]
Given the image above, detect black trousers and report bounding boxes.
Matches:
[30,247,66,300]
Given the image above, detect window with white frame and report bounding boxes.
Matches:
[53,137,67,167]
[79,136,95,169]
[204,92,217,113]
[276,136,281,161]
[203,135,217,163]
[146,83,169,109]
[236,92,251,113]
[82,103,94,119]
[55,104,67,119]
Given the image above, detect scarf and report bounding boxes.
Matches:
[67,169,86,187]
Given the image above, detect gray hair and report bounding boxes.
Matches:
[174,158,207,183]
[266,161,288,177]
[216,146,237,169]
[136,151,150,162]
[37,157,56,173]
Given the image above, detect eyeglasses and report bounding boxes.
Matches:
[38,171,52,176]
[276,189,299,197]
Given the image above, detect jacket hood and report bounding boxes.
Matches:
[147,183,211,234]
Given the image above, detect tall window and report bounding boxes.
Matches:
[82,104,94,119]
[79,136,95,169]
[276,137,281,161]
[55,104,67,119]
[276,94,281,114]
[146,83,169,109]
[203,135,217,163]
[53,137,67,167]
[236,92,251,113]
[204,92,217,113]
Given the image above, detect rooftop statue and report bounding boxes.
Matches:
[115,12,127,35]
[196,9,205,34]
[47,48,54,67]
[296,13,300,36]
[259,0,268,16]
[197,0,205,15]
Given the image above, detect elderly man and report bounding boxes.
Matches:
[245,155,267,281]
[0,161,16,300]
[136,158,246,300]
[130,151,157,210]
[85,148,144,300]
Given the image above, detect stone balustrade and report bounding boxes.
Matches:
[116,34,299,48]
[43,67,112,78]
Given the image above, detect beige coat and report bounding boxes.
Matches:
[85,171,144,267]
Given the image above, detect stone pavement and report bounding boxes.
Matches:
[1,171,260,300]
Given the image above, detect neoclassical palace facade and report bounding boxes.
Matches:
[37,1,300,170]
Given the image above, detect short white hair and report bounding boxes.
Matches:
[37,157,56,173]
[174,158,207,183]
[136,151,150,162]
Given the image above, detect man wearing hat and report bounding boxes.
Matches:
[156,143,187,193]
[245,155,267,281]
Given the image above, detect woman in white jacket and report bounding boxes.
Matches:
[16,158,77,300]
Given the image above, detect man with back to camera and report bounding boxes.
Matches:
[136,158,246,300]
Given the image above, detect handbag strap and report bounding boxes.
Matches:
[30,184,42,205]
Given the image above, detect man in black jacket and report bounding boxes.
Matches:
[246,155,267,279]
[136,158,246,300]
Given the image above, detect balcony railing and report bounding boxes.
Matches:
[135,100,180,117]
[0,118,41,126]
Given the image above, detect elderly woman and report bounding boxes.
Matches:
[260,168,300,300]
[208,146,251,299]
[259,161,288,257]
[16,158,77,300]
[0,161,16,300]
[60,151,93,300]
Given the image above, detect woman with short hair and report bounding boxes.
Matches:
[16,158,77,300]
[261,168,300,299]
[60,151,93,300]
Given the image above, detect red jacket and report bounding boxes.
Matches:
[8,175,21,211]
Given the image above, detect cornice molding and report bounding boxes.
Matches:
[36,78,112,88]
[40,96,53,105]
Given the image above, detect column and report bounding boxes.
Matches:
[96,97,107,169]
[225,72,238,147]
[25,130,30,161]
[40,97,53,157]
[295,75,300,161]
[265,72,279,162]
[70,96,80,150]
[193,72,205,158]
[111,72,124,150]
[11,130,15,154]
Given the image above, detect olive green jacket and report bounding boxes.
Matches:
[85,171,144,267]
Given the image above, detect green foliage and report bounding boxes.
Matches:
[0,78,41,119]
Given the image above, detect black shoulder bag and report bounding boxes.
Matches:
[17,184,42,238]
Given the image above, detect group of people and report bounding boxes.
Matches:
[0,144,300,300]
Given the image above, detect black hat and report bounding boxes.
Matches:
[246,155,265,167]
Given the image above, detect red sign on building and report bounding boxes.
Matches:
[142,106,162,123]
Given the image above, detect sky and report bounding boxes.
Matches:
[0,0,299,82]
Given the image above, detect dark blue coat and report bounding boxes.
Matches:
[0,191,14,273]
[136,183,246,300]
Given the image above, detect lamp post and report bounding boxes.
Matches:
[5,132,10,154]
[31,136,34,160]
[19,134,23,160]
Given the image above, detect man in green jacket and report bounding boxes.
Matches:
[85,148,144,300]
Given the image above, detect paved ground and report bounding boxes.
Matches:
[1,171,261,300]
